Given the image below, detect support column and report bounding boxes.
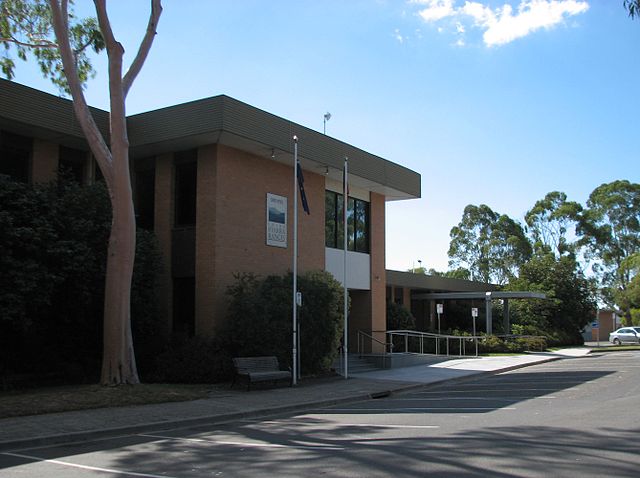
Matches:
[485,292,493,335]
[503,299,510,335]
[195,144,217,336]
[154,153,173,337]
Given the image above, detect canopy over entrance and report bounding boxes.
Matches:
[412,291,547,334]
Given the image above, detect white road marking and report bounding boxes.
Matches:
[390,396,556,401]
[239,419,439,429]
[1,451,179,478]
[138,434,344,451]
[415,388,559,393]
[324,407,516,412]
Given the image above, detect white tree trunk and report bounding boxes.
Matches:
[49,0,162,385]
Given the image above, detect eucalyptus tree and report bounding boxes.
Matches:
[525,191,582,258]
[579,180,640,314]
[614,253,640,325]
[448,204,531,285]
[624,0,640,18]
[0,0,163,385]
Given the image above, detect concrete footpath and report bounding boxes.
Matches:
[0,348,591,451]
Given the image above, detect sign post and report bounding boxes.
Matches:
[437,303,443,335]
[471,307,479,356]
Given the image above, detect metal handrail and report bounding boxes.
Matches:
[385,329,480,357]
[356,330,394,355]
[383,330,547,356]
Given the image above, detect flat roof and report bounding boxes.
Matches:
[386,270,499,293]
[0,79,421,200]
[412,291,547,300]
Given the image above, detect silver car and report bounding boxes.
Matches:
[609,327,640,345]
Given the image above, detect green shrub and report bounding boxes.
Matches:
[220,270,345,376]
[386,302,416,330]
[147,337,231,383]
[0,174,164,385]
[478,335,506,353]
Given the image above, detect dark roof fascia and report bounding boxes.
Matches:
[127,95,421,200]
[412,291,547,300]
[386,269,499,293]
[0,79,109,150]
[1,80,421,199]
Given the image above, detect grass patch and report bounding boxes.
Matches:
[0,383,212,419]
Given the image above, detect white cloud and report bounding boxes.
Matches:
[412,0,589,46]
[413,0,456,22]
[394,28,405,43]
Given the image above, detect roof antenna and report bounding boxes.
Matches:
[323,112,331,134]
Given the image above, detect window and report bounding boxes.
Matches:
[134,166,155,230]
[0,131,31,182]
[174,150,197,226]
[325,190,369,253]
[58,146,87,183]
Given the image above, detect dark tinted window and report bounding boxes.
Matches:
[174,151,197,226]
[0,131,31,182]
[325,190,369,253]
[58,146,87,183]
[135,166,155,230]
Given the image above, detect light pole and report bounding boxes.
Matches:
[323,112,331,134]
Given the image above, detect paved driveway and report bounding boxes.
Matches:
[1,351,639,477]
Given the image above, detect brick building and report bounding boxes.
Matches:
[0,79,421,345]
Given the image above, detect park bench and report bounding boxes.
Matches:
[231,356,292,390]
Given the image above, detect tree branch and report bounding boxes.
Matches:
[122,0,162,98]
[0,36,57,49]
[48,0,113,186]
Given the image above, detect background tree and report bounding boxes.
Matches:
[1,0,163,385]
[624,0,640,18]
[613,253,640,325]
[506,253,597,345]
[448,204,531,284]
[578,180,640,316]
[525,191,582,258]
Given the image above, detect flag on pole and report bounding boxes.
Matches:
[297,162,310,215]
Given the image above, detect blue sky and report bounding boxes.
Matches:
[9,1,640,272]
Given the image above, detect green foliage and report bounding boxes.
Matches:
[477,335,547,354]
[0,0,104,92]
[386,302,416,330]
[525,191,582,258]
[613,253,640,326]
[427,267,471,280]
[579,180,640,313]
[506,253,597,345]
[220,270,345,376]
[624,0,640,19]
[147,337,230,384]
[0,174,163,383]
[448,204,531,284]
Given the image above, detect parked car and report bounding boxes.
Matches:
[609,327,640,345]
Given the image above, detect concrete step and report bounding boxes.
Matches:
[333,355,381,375]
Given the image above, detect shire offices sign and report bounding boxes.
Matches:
[266,193,287,248]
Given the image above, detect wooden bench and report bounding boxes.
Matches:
[231,356,292,390]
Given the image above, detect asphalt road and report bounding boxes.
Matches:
[1,352,639,477]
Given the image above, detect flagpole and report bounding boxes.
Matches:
[343,156,349,379]
[292,135,298,386]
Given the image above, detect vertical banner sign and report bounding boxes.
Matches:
[266,193,287,248]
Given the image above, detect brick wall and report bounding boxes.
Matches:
[205,144,325,335]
